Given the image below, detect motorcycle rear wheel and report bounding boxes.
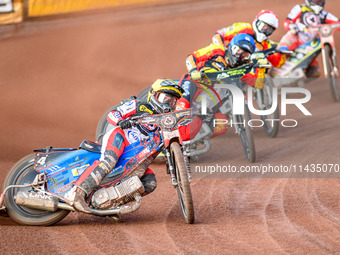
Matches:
[136,86,150,100]
[324,44,339,102]
[170,142,194,224]
[260,75,280,137]
[3,154,69,226]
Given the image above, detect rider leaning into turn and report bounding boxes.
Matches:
[183,33,260,89]
[278,0,339,78]
[212,9,286,70]
[179,33,260,137]
[65,79,201,213]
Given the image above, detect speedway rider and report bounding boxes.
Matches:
[180,33,261,137]
[65,79,201,213]
[212,9,286,71]
[278,0,339,78]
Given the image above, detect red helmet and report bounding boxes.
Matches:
[252,10,279,43]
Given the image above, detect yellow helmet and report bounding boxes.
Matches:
[147,79,184,113]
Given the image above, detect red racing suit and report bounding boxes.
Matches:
[212,22,286,69]
[279,4,339,50]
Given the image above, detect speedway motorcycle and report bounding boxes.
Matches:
[0,109,195,225]
[96,53,282,163]
[270,22,340,102]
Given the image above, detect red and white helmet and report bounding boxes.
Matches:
[252,9,279,43]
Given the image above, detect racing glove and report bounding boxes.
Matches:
[297,23,306,32]
[257,59,269,66]
[117,119,132,129]
[288,23,298,34]
[289,23,306,34]
[190,70,202,80]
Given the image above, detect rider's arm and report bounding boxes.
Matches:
[267,53,286,68]
[324,12,339,23]
[283,5,302,30]
[212,32,225,46]
[186,44,226,73]
[107,100,138,125]
[262,41,286,68]
[186,54,198,74]
[213,23,253,46]
[241,67,266,89]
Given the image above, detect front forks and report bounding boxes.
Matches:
[165,145,192,187]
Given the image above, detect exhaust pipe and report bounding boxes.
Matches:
[15,191,59,212]
[15,190,142,216]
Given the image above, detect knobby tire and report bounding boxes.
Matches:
[170,142,194,224]
[3,154,69,226]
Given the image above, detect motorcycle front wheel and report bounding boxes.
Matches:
[3,154,69,226]
[235,105,256,163]
[170,142,194,224]
[324,44,339,102]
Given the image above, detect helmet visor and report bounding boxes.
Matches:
[156,92,178,108]
[257,21,275,36]
[310,0,325,5]
[231,45,251,62]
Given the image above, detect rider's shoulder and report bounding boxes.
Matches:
[232,22,252,30]
[233,22,251,27]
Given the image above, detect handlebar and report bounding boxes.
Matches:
[128,109,192,130]
[198,45,294,82]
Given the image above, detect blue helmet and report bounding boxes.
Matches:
[226,33,256,68]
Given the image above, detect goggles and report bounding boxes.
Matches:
[231,45,251,61]
[310,0,325,5]
[257,21,275,36]
[155,92,178,108]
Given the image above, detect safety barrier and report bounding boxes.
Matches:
[0,0,23,25]
[0,0,194,25]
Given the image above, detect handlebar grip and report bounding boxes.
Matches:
[130,119,139,126]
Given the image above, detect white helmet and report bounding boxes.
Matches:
[305,0,326,14]
[252,10,279,43]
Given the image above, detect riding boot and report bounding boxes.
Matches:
[65,150,119,213]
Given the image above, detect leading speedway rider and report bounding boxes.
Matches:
[278,0,339,78]
[65,79,201,213]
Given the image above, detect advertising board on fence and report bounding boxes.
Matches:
[0,0,22,24]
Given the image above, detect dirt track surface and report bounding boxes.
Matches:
[1,0,340,254]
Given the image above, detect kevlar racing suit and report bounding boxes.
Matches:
[278,4,339,77]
